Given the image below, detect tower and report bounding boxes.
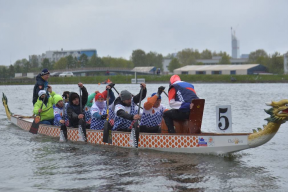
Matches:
[231,28,240,58]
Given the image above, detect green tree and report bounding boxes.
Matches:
[41,58,53,70]
[248,49,270,71]
[201,49,212,59]
[73,57,79,68]
[177,48,198,65]
[30,55,39,68]
[248,49,268,63]
[88,54,103,67]
[8,65,15,78]
[218,52,231,64]
[102,56,133,68]
[14,60,23,67]
[132,49,146,67]
[22,60,31,73]
[79,54,88,67]
[165,53,177,59]
[66,55,74,69]
[53,57,67,69]
[168,58,182,73]
[2,67,8,78]
[146,51,163,70]
[269,52,283,74]
[14,64,21,73]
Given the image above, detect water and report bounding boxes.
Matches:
[1,83,288,192]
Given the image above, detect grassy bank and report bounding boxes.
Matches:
[1,74,288,85]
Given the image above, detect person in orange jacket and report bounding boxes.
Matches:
[139,86,166,133]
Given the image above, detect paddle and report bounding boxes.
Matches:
[78,87,87,142]
[103,88,113,144]
[131,85,144,148]
[29,92,47,134]
[163,90,169,98]
[59,101,68,142]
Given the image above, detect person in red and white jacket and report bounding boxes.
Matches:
[163,75,199,133]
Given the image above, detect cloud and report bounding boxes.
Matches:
[0,0,287,65]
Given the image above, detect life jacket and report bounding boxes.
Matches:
[112,98,138,130]
[169,81,199,111]
[90,102,107,130]
[140,105,165,127]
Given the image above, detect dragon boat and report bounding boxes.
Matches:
[2,92,288,154]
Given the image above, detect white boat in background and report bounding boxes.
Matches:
[2,93,288,154]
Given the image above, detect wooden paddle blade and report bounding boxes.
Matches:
[63,126,68,140]
[78,119,87,142]
[133,121,139,148]
[135,126,139,148]
[29,116,41,134]
[103,121,112,144]
[60,124,67,141]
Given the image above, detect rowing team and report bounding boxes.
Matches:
[33,75,199,133]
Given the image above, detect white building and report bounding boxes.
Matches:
[162,59,172,74]
[174,64,266,75]
[29,48,97,63]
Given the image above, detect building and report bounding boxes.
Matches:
[29,48,97,63]
[240,54,249,59]
[131,66,156,74]
[284,52,288,74]
[231,28,240,58]
[162,59,172,74]
[162,56,249,75]
[174,64,266,75]
[196,56,248,65]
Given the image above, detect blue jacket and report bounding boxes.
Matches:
[33,74,49,105]
[169,81,199,112]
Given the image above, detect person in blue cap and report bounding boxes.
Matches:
[139,86,166,133]
[32,68,51,105]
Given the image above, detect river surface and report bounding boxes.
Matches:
[0,83,288,192]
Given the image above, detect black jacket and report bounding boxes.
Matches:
[67,86,88,128]
[114,88,147,120]
[33,74,47,105]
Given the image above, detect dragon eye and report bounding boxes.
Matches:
[286,104,288,107]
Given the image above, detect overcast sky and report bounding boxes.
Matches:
[0,0,287,66]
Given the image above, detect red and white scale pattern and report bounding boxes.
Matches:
[16,118,199,149]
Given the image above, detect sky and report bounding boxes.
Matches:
[0,0,287,66]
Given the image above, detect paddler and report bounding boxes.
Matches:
[33,87,55,125]
[112,83,147,131]
[163,75,199,133]
[32,68,51,105]
[90,84,115,130]
[52,94,66,126]
[66,82,88,128]
[139,86,166,133]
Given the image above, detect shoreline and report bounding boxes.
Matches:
[0,74,288,85]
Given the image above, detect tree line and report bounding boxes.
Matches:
[167,48,285,73]
[0,48,285,79]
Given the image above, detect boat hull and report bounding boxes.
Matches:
[10,115,251,154]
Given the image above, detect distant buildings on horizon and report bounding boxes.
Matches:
[231,28,240,58]
[29,48,97,64]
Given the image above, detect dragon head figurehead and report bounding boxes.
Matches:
[265,99,288,124]
[2,93,12,120]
